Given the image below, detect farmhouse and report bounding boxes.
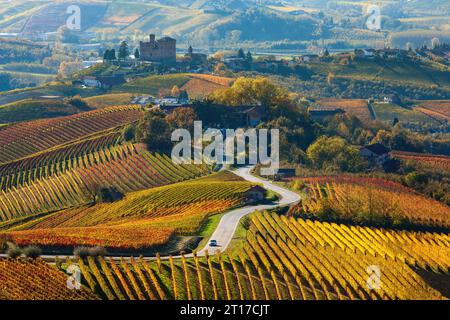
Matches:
[244,185,267,203]
[224,105,264,127]
[79,75,126,89]
[239,106,264,126]
[355,48,376,58]
[277,168,296,178]
[382,94,401,104]
[360,143,390,165]
[139,34,176,64]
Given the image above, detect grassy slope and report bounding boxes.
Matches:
[116,74,191,95]
[0,99,89,124]
[372,102,439,123]
[84,93,135,108]
[309,58,450,89]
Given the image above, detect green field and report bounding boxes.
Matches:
[309,58,450,89]
[117,74,191,95]
[372,102,439,124]
[0,99,89,124]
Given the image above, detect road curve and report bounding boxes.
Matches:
[0,166,301,262]
[193,166,301,257]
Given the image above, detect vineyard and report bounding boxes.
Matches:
[288,175,414,193]
[413,100,450,122]
[0,106,144,164]
[0,258,97,300]
[0,143,210,224]
[1,176,254,249]
[392,151,450,172]
[72,212,449,300]
[288,181,450,228]
[316,99,373,122]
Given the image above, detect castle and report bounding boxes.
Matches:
[139,34,176,64]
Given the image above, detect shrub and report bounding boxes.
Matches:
[0,236,13,254]
[73,246,91,259]
[6,243,22,258]
[89,246,108,257]
[23,246,42,259]
[74,246,108,259]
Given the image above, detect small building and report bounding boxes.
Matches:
[185,46,208,66]
[80,75,125,89]
[360,143,390,165]
[355,48,375,58]
[221,105,265,128]
[240,106,264,127]
[298,54,319,63]
[277,168,296,178]
[244,185,267,203]
[96,75,126,89]
[382,94,401,105]
[81,76,102,88]
[139,34,176,64]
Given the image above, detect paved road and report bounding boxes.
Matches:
[1,166,301,261]
[194,166,301,257]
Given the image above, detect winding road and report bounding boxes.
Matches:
[194,166,301,257]
[1,166,301,261]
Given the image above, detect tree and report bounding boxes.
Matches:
[135,110,172,151]
[306,136,367,172]
[134,48,140,59]
[118,41,129,60]
[171,85,181,97]
[238,48,245,59]
[208,77,294,118]
[121,124,135,142]
[109,49,117,61]
[214,62,227,75]
[57,26,80,44]
[166,107,197,132]
[327,72,335,85]
[103,49,110,61]
[246,51,253,63]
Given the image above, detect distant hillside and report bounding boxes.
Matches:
[0,0,449,49]
[0,0,323,47]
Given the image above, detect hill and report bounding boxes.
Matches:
[310,57,450,90]
[0,98,91,124]
[0,0,323,48]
